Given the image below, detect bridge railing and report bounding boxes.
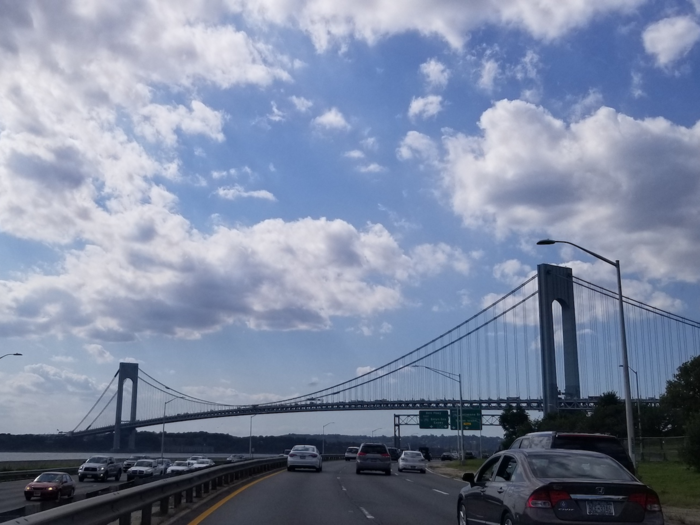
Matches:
[0,457,291,525]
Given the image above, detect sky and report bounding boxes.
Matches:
[1,1,699,442]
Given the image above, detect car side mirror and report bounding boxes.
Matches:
[462,473,475,485]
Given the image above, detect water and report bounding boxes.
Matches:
[0,452,269,462]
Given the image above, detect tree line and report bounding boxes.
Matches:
[499,354,700,470]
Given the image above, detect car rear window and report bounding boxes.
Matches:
[527,454,634,480]
[361,444,387,454]
[347,447,359,453]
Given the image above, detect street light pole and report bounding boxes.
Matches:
[621,364,643,461]
[249,414,257,459]
[412,365,464,465]
[538,239,636,467]
[371,427,382,438]
[322,422,335,455]
[161,396,184,462]
[0,353,22,361]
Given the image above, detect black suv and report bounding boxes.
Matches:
[509,431,635,475]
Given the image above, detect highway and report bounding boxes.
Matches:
[173,461,463,525]
[0,474,133,517]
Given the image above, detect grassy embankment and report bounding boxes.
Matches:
[443,459,700,510]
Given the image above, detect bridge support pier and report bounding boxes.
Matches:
[113,362,140,451]
[538,264,581,415]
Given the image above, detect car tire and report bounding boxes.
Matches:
[502,511,515,525]
[384,469,391,476]
[56,490,62,502]
[356,469,361,474]
[78,476,85,482]
[114,470,121,481]
[421,469,426,474]
[69,488,75,499]
[398,467,403,472]
[287,466,294,471]
[316,466,322,472]
[458,501,468,525]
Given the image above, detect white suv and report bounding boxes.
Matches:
[344,446,359,461]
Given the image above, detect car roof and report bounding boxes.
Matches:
[497,448,614,459]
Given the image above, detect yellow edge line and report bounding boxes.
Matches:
[188,470,283,525]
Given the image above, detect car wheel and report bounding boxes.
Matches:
[69,488,75,499]
[384,469,391,476]
[502,511,515,525]
[287,466,294,471]
[355,469,361,474]
[56,490,62,502]
[316,466,322,472]
[24,495,31,501]
[114,470,121,481]
[398,467,403,472]
[421,469,426,474]
[458,501,468,525]
[78,476,85,482]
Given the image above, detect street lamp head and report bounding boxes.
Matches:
[536,239,556,245]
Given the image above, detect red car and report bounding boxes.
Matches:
[24,471,76,501]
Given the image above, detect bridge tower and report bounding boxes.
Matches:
[538,264,581,415]
[113,362,139,451]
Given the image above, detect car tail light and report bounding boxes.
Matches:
[381,453,390,457]
[358,452,367,456]
[628,492,662,512]
[289,453,297,457]
[527,488,571,508]
[308,453,318,458]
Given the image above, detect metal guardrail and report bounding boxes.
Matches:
[0,457,291,525]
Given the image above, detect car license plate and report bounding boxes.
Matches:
[299,455,306,459]
[586,501,614,516]
[34,491,41,497]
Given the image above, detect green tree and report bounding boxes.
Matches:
[660,354,700,432]
[535,410,588,433]
[499,405,533,448]
[680,413,700,472]
[583,391,626,437]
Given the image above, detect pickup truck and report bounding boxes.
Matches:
[77,455,122,482]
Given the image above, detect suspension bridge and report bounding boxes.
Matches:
[68,264,700,450]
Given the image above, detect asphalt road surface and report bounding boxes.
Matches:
[178,461,463,525]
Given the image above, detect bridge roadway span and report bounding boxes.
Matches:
[70,397,628,438]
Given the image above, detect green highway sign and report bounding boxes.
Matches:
[450,408,483,431]
[419,410,449,429]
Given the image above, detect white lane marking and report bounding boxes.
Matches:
[360,507,375,519]
[342,485,347,491]
[433,489,449,495]
[405,478,414,482]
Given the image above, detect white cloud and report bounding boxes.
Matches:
[135,101,225,146]
[356,366,376,376]
[267,101,286,122]
[408,95,443,120]
[290,96,313,112]
[396,131,439,162]
[420,58,450,89]
[569,89,604,121]
[642,16,700,67]
[0,217,467,339]
[312,108,350,130]
[237,0,646,50]
[478,59,500,91]
[84,344,115,364]
[359,163,386,173]
[440,99,700,283]
[344,150,365,159]
[360,137,378,151]
[216,185,277,201]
